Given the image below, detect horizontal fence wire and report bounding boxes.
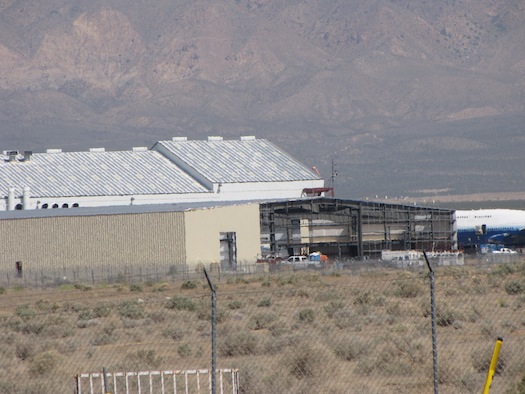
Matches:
[0,256,523,393]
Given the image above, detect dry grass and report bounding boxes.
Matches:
[0,262,524,393]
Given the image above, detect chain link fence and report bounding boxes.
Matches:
[0,258,524,393]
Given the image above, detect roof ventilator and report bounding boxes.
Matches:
[6,150,18,162]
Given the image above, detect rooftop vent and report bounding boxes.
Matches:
[172,137,188,142]
[207,136,223,141]
[89,148,105,153]
[46,149,62,154]
[132,147,148,152]
[6,150,19,162]
[23,151,32,161]
[240,136,256,141]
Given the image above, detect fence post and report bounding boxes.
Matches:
[483,337,503,394]
[423,250,439,394]
[103,367,111,394]
[203,268,217,394]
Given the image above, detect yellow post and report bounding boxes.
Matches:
[483,337,503,394]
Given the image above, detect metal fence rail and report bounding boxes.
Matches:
[76,369,239,394]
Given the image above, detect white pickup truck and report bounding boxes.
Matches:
[492,248,518,254]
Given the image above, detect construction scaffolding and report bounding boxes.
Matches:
[259,198,456,260]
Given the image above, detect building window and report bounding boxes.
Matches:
[72,203,79,208]
[42,203,48,209]
[15,204,23,210]
[62,203,69,208]
[52,204,59,208]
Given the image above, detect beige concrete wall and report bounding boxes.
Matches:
[184,204,261,266]
[0,212,186,272]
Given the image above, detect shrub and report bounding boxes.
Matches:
[129,284,143,292]
[196,304,228,323]
[15,304,36,320]
[508,372,525,394]
[181,280,198,289]
[315,289,341,302]
[163,327,185,340]
[34,300,59,312]
[394,280,422,298]
[286,343,326,380]
[91,333,116,346]
[505,280,524,295]
[20,322,46,335]
[228,300,243,310]
[324,300,345,318]
[147,310,167,323]
[264,334,301,355]
[16,342,36,360]
[93,303,112,318]
[436,309,456,327]
[74,283,93,291]
[298,308,315,323]
[78,310,94,321]
[28,351,58,375]
[333,339,367,361]
[117,300,144,319]
[127,350,163,369]
[257,298,272,307]
[227,276,249,284]
[296,288,310,298]
[166,295,196,311]
[354,291,372,306]
[471,346,506,375]
[154,283,169,292]
[278,275,298,286]
[252,313,277,330]
[177,343,192,357]
[492,264,517,276]
[219,332,259,357]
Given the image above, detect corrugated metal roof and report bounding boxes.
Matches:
[0,150,208,198]
[0,199,263,220]
[156,138,322,183]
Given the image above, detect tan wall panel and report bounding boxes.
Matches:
[0,212,186,272]
[184,204,261,266]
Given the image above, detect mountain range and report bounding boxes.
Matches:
[1,0,524,200]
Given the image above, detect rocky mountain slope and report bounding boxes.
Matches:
[1,0,524,199]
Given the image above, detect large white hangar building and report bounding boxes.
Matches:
[0,136,325,211]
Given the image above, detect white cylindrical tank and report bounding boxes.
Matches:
[23,186,31,210]
[7,187,15,211]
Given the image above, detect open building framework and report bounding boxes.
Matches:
[260,198,457,260]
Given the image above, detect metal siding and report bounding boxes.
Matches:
[0,212,186,272]
[184,204,261,266]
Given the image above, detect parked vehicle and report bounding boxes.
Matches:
[492,247,518,254]
[285,255,308,268]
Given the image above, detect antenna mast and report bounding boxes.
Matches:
[331,158,337,196]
